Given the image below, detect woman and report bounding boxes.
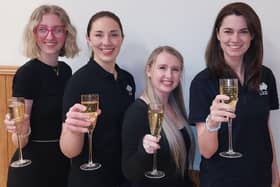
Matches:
[4,4,79,187]
[59,11,135,187]
[122,46,195,187]
[189,2,279,187]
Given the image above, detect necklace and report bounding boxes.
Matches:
[52,66,59,76]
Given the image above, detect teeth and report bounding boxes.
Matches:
[230,46,241,49]
[102,49,113,52]
[45,42,56,46]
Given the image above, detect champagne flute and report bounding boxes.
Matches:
[144,103,165,179]
[219,79,242,158]
[8,97,32,167]
[80,94,101,171]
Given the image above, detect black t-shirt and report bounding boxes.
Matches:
[62,59,135,187]
[189,66,279,187]
[8,59,71,187]
[13,58,72,139]
[122,99,194,187]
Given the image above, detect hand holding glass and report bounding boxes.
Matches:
[8,97,32,167]
[144,103,165,179]
[219,79,242,158]
[80,94,101,171]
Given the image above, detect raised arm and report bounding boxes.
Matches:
[59,103,91,158]
[196,95,236,158]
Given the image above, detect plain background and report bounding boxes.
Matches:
[1,0,279,170]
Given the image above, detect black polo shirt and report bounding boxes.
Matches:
[62,58,135,187]
[189,66,279,187]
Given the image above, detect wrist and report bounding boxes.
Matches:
[19,126,31,138]
[205,115,221,132]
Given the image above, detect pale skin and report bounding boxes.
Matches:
[59,16,123,158]
[196,15,279,186]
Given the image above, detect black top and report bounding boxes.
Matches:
[13,59,72,140]
[62,58,135,187]
[122,99,194,187]
[189,66,279,187]
[7,59,72,187]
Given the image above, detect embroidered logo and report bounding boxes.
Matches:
[259,82,268,96]
[126,85,133,96]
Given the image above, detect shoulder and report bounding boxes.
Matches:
[191,68,212,82]
[67,63,89,83]
[14,59,40,78]
[59,61,72,72]
[117,65,135,81]
[125,99,147,115]
[261,65,275,77]
[190,68,217,90]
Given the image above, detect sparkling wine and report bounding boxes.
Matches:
[82,101,98,131]
[8,102,25,126]
[220,84,238,107]
[148,107,164,136]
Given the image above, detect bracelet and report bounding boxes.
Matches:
[205,115,221,132]
[19,127,31,138]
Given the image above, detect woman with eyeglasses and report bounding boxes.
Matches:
[3,4,79,187]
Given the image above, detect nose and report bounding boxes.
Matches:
[231,32,240,42]
[102,35,111,45]
[45,30,55,40]
[165,69,172,78]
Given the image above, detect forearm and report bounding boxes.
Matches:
[60,123,85,158]
[197,122,219,158]
[268,123,280,186]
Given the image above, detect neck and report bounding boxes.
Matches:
[94,57,115,74]
[225,56,244,84]
[38,53,59,67]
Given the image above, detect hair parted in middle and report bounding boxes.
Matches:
[205,2,263,90]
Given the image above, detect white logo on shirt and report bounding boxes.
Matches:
[259,82,268,96]
[126,85,133,96]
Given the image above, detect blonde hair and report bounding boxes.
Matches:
[142,46,195,177]
[23,4,79,58]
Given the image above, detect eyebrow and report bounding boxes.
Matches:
[37,24,65,28]
[93,29,120,33]
[222,27,249,30]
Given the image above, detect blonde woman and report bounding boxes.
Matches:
[4,4,79,187]
[122,46,195,187]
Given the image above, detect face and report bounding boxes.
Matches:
[34,13,67,57]
[87,17,123,64]
[217,15,253,63]
[147,51,182,98]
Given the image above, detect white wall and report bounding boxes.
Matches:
[1,0,279,170]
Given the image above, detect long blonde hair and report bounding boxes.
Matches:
[23,4,79,58]
[142,46,194,177]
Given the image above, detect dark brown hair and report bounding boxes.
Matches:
[86,10,124,38]
[205,2,263,90]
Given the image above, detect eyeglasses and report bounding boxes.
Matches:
[34,25,66,39]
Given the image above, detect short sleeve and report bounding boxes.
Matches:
[12,65,38,99]
[189,70,218,125]
[267,68,279,110]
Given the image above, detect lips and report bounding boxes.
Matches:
[228,45,242,49]
[161,80,174,86]
[100,48,114,55]
[44,42,57,46]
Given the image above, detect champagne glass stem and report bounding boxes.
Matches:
[152,152,158,173]
[16,132,24,162]
[87,129,93,164]
[227,118,234,153]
